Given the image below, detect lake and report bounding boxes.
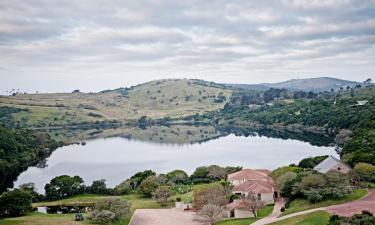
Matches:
[15,133,338,193]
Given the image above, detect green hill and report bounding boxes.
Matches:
[0,79,232,128]
[227,77,361,92]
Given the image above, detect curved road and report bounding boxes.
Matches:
[252,189,375,225]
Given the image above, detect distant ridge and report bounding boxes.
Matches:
[226,77,361,92]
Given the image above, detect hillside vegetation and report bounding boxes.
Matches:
[0,79,232,128]
[227,77,360,92]
[0,126,61,193]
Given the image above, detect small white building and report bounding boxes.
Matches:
[314,155,351,174]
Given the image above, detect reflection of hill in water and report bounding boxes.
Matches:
[49,124,335,147]
[48,125,223,145]
[217,126,335,147]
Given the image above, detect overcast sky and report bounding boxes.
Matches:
[0,0,375,93]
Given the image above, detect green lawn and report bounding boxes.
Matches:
[268,211,330,225]
[0,212,83,225]
[215,204,274,225]
[283,189,367,215]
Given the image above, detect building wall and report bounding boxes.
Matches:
[329,162,351,174]
[234,209,254,218]
[261,193,274,204]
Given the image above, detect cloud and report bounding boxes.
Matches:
[0,0,374,93]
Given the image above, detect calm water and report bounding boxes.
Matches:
[15,134,338,193]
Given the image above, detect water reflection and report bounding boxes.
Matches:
[15,127,338,193]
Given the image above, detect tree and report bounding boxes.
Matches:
[88,197,131,225]
[298,155,328,169]
[44,175,85,200]
[190,166,210,183]
[152,186,172,206]
[138,175,160,197]
[276,171,297,191]
[129,170,156,189]
[353,162,375,182]
[198,204,225,225]
[193,183,228,210]
[240,193,264,217]
[207,165,227,180]
[113,180,132,195]
[166,170,189,184]
[19,182,43,202]
[0,189,32,216]
[89,179,110,195]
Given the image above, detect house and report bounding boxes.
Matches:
[314,155,351,174]
[352,100,368,108]
[226,169,277,218]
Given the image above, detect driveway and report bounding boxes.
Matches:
[326,189,375,216]
[129,208,204,225]
[250,189,375,225]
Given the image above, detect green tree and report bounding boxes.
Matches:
[138,176,160,197]
[166,170,189,184]
[353,162,375,182]
[89,179,110,195]
[0,189,32,216]
[44,175,85,200]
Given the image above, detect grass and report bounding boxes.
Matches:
[283,189,368,215]
[30,192,171,225]
[268,210,330,225]
[0,212,83,225]
[0,79,232,129]
[215,204,274,225]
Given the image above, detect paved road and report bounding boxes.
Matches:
[326,189,375,216]
[251,189,375,225]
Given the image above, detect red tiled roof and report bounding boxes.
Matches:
[233,180,274,194]
[228,169,272,181]
[226,200,248,210]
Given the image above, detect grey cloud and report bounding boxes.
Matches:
[0,0,374,93]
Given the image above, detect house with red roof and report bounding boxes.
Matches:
[225,169,277,218]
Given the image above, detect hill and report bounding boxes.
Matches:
[0,79,232,128]
[227,77,361,92]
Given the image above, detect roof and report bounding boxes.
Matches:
[228,169,271,181]
[357,100,368,106]
[233,180,274,194]
[313,155,346,173]
[226,200,248,210]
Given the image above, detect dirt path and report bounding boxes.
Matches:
[251,189,375,225]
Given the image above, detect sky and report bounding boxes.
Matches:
[0,0,375,94]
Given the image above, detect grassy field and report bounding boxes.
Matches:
[0,79,232,128]
[268,210,330,225]
[215,204,274,225]
[283,189,367,215]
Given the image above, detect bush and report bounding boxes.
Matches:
[88,197,131,224]
[152,186,172,206]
